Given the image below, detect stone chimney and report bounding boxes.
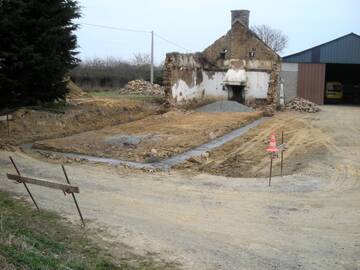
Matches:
[231,10,250,28]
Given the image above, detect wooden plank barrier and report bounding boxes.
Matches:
[6,174,80,194]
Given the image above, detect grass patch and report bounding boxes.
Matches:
[0,191,178,270]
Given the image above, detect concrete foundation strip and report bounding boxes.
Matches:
[28,117,267,170]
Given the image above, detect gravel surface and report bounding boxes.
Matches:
[196,100,254,113]
[104,134,149,146]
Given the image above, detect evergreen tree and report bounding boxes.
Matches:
[0,0,80,109]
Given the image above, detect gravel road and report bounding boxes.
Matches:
[1,105,359,269]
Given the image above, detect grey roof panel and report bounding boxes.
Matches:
[283,33,360,64]
[283,50,312,63]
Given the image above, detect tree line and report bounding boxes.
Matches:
[70,55,164,91]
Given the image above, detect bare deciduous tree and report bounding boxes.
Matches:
[131,53,151,66]
[251,24,288,54]
[70,55,164,90]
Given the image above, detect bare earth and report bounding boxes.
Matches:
[0,105,360,269]
[0,96,159,146]
[33,111,262,162]
[176,111,331,177]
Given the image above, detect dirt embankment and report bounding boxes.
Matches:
[33,111,262,162]
[176,111,331,177]
[0,97,159,147]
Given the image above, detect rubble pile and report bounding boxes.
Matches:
[286,97,320,113]
[119,80,164,97]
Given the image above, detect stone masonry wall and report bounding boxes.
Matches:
[163,21,281,106]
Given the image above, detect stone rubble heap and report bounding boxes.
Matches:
[119,80,164,97]
[286,97,320,113]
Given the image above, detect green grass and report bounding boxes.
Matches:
[0,191,178,270]
[90,91,163,103]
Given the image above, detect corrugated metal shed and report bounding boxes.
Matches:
[297,64,326,105]
[283,33,360,64]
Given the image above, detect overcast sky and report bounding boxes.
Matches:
[76,0,360,64]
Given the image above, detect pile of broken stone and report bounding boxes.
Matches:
[285,97,320,113]
[119,79,164,97]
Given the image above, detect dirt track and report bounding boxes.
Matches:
[1,106,360,269]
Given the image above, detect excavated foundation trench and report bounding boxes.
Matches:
[26,118,266,170]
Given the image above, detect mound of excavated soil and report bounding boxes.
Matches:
[196,100,254,113]
[66,80,89,99]
[0,97,158,145]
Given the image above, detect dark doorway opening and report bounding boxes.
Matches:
[325,64,360,104]
[228,85,245,103]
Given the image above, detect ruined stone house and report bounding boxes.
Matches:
[163,10,281,106]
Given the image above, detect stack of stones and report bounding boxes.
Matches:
[286,97,320,113]
[119,80,164,97]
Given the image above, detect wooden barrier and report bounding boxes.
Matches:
[6,174,79,194]
[7,156,85,227]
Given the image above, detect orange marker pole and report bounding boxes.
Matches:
[269,154,273,186]
[266,133,278,187]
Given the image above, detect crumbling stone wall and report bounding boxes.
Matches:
[164,20,281,106]
[163,53,204,102]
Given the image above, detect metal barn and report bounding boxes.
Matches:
[282,33,360,105]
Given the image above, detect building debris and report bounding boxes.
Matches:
[119,80,164,97]
[285,97,320,113]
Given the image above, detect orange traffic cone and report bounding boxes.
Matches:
[266,133,279,153]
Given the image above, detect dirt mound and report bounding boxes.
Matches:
[119,80,164,97]
[66,80,89,99]
[286,97,320,113]
[196,100,254,113]
[0,97,158,145]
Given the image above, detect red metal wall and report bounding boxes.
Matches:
[297,63,326,104]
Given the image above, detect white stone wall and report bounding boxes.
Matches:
[171,71,227,102]
[171,70,270,102]
[172,78,201,101]
[201,71,227,99]
[246,71,270,99]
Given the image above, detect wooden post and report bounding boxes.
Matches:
[62,165,85,227]
[6,114,10,137]
[9,156,40,211]
[281,131,284,176]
